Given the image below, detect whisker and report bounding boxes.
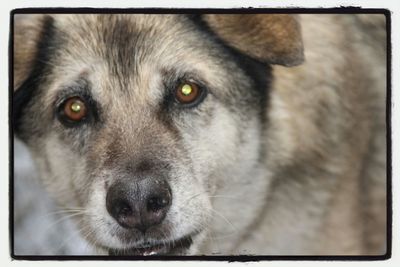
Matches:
[43,211,89,232]
[208,195,241,200]
[208,207,238,233]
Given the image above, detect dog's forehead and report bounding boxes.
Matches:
[46,14,237,105]
[56,14,183,42]
[54,14,199,67]
[50,15,218,88]
[44,16,172,102]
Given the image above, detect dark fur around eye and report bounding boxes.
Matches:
[161,71,209,110]
[55,83,100,128]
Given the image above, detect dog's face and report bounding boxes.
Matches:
[13,14,303,255]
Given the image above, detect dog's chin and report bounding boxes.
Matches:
[108,235,193,256]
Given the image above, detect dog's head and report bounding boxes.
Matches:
[13,14,303,255]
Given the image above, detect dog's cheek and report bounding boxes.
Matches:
[186,106,244,186]
[164,106,243,234]
[173,104,268,252]
[30,134,89,208]
[38,136,123,248]
[165,166,213,237]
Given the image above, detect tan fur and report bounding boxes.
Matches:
[13,14,45,89]
[204,14,304,66]
[235,14,386,255]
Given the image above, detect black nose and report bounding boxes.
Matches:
[106,177,172,232]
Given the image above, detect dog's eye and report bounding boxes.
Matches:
[175,82,202,105]
[61,97,88,122]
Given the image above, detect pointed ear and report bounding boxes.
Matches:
[13,14,47,90]
[202,14,304,66]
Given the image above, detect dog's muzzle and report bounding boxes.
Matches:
[105,175,193,255]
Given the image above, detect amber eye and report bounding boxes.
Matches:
[62,97,87,122]
[175,82,201,104]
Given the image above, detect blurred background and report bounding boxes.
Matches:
[13,138,94,255]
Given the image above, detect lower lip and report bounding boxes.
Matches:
[108,235,193,256]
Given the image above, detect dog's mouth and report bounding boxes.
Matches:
[108,235,193,256]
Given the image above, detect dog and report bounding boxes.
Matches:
[13,13,387,256]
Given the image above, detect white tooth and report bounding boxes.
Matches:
[143,250,157,256]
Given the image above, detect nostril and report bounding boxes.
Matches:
[109,199,139,229]
[147,195,170,212]
[106,183,137,228]
[117,201,133,216]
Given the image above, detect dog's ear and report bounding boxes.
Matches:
[13,14,47,91]
[13,15,54,135]
[203,14,304,66]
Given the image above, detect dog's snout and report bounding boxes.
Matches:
[106,177,172,232]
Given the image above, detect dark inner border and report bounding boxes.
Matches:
[9,7,392,262]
